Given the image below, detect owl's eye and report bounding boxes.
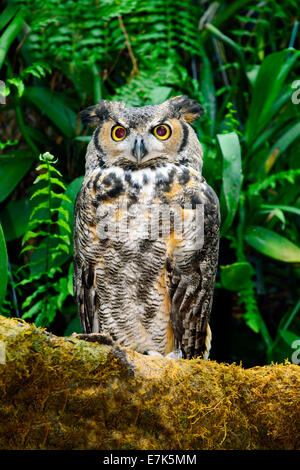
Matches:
[111,125,127,141]
[153,124,171,140]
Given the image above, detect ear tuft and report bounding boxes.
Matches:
[80,105,102,126]
[80,100,126,126]
[168,95,204,123]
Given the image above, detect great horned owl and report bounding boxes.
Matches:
[74,96,220,359]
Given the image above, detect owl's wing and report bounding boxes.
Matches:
[168,181,220,359]
[73,188,99,334]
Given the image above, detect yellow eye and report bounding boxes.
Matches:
[112,125,127,141]
[153,124,171,140]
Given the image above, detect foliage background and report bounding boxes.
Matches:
[0,0,299,367]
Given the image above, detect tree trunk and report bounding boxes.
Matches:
[0,316,299,450]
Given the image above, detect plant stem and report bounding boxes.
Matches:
[281,299,300,332]
[204,23,246,70]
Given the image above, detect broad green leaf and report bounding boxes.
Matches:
[0,222,8,307]
[245,226,300,263]
[220,262,255,291]
[246,49,300,145]
[0,8,24,71]
[0,150,35,202]
[247,89,292,158]
[264,122,300,173]
[59,176,84,236]
[217,132,243,236]
[0,198,31,241]
[24,87,77,138]
[199,46,216,136]
[0,4,20,30]
[279,329,299,347]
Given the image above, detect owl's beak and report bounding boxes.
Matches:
[132,136,148,163]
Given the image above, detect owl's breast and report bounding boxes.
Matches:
[78,164,206,250]
[84,163,203,205]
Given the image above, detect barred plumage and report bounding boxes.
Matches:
[74,96,220,359]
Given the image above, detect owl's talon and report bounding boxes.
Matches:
[165,349,183,359]
[71,332,114,346]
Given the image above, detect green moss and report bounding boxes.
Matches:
[0,316,299,450]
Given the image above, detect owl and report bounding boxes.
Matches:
[73,96,220,359]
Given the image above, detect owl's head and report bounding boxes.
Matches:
[80,96,204,172]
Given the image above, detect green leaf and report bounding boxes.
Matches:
[246,64,260,86]
[279,299,300,333]
[56,219,71,233]
[22,230,49,245]
[74,136,92,142]
[67,263,74,296]
[59,176,84,237]
[246,49,300,145]
[217,132,243,236]
[199,46,216,136]
[36,163,63,176]
[22,285,47,309]
[279,329,299,347]
[148,86,172,105]
[264,122,300,173]
[0,4,20,30]
[220,262,255,291]
[0,150,35,203]
[0,222,8,307]
[243,310,261,334]
[0,7,25,71]
[245,226,300,263]
[0,198,31,241]
[22,300,43,320]
[6,77,25,97]
[24,87,77,138]
[260,204,300,217]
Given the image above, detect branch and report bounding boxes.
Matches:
[0,316,299,450]
[118,16,139,77]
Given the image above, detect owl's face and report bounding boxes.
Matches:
[80,96,204,171]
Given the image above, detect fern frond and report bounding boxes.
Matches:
[19,152,73,327]
[248,169,300,196]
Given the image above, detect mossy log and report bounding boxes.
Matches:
[0,316,299,450]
